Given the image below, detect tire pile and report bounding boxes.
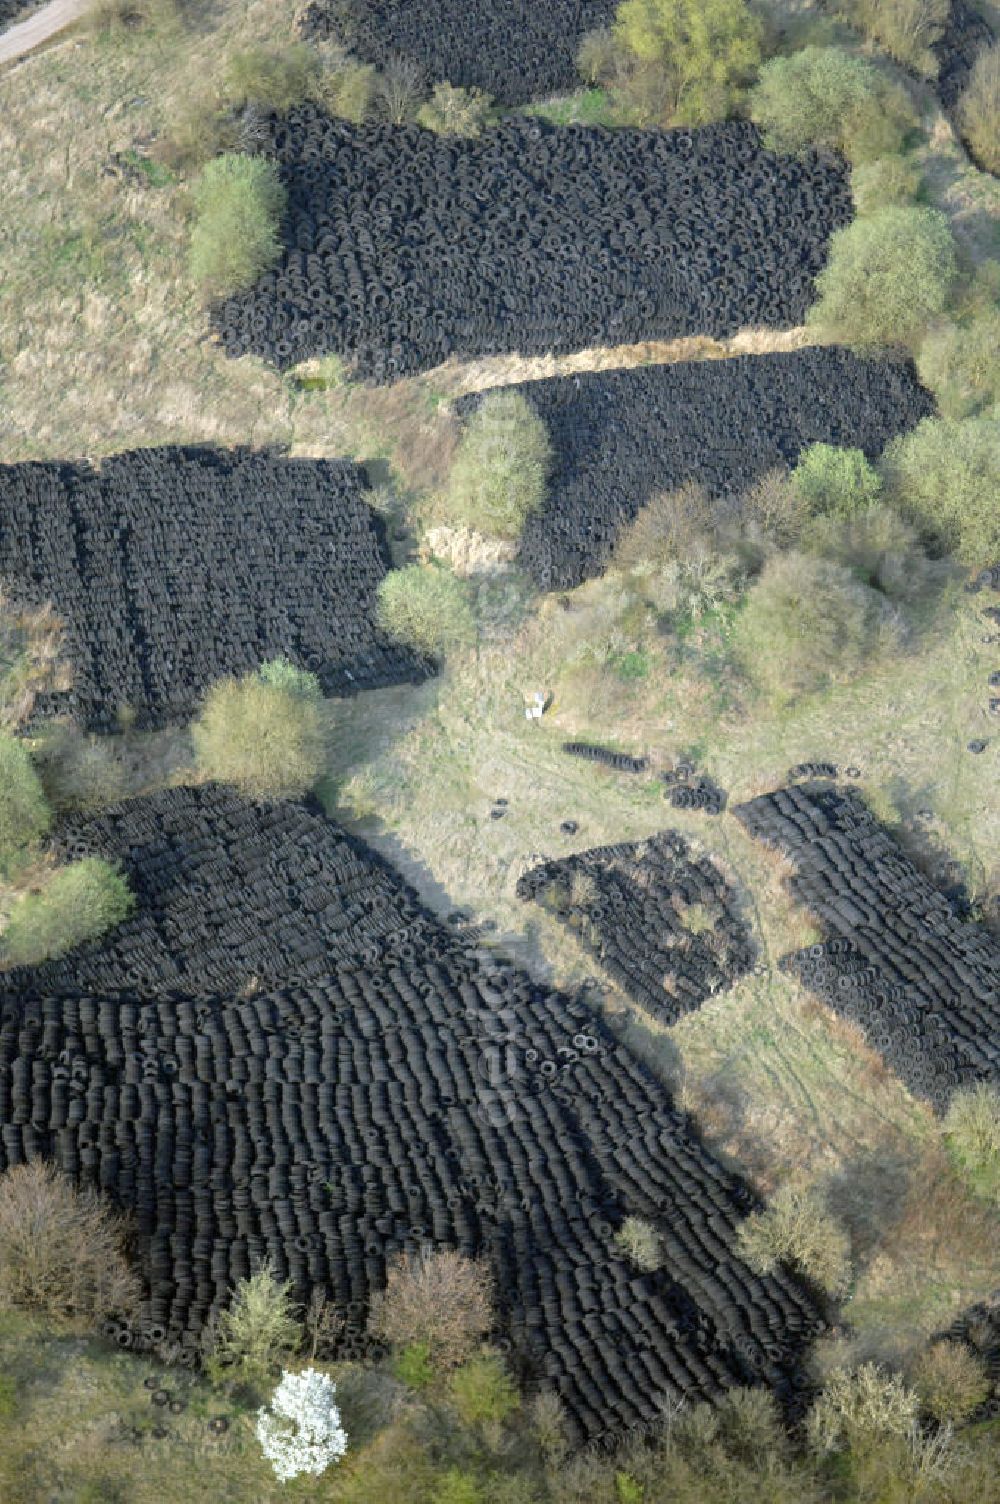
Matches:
[562,742,648,774]
[455,348,934,589]
[298,0,618,107]
[516,832,755,1025]
[0,0,33,28]
[0,446,426,731]
[212,112,853,382]
[0,786,825,1442]
[931,0,996,113]
[734,783,1000,1112]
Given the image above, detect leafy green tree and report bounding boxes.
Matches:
[750,46,915,161]
[378,565,476,659]
[189,154,286,298]
[881,416,1000,563]
[738,1183,851,1296]
[444,391,552,541]
[192,659,325,800]
[1,858,135,967]
[958,45,1000,174]
[918,311,1000,420]
[224,44,319,113]
[613,0,764,124]
[206,1263,302,1390]
[0,735,51,869]
[790,444,883,517]
[807,207,957,349]
[838,0,948,78]
[447,1353,520,1427]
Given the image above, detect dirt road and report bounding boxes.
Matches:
[0,0,87,65]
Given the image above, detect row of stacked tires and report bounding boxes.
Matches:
[0,786,825,1443]
[734,783,1000,1113]
[516,832,755,1025]
[298,0,618,107]
[212,112,852,382]
[457,348,935,590]
[0,446,426,731]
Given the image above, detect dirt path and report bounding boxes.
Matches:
[0,0,86,65]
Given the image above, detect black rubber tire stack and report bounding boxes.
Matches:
[212,114,854,381]
[734,782,1000,1112]
[0,786,825,1445]
[456,348,935,590]
[517,831,755,1024]
[0,445,428,730]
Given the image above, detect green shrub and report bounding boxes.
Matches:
[807,207,958,349]
[191,660,325,800]
[224,44,319,113]
[152,82,235,173]
[256,657,322,701]
[850,154,923,215]
[448,1353,519,1427]
[444,391,552,540]
[715,1387,787,1463]
[1,858,135,967]
[738,467,809,547]
[417,83,493,135]
[801,504,939,605]
[917,312,1000,418]
[737,1183,851,1295]
[189,154,286,298]
[319,58,378,122]
[958,44,1000,175]
[838,0,948,78]
[791,443,883,517]
[0,1161,141,1324]
[577,27,620,85]
[0,735,50,868]
[912,1340,991,1424]
[0,592,71,731]
[377,564,476,659]
[430,1471,483,1504]
[943,1082,1000,1203]
[613,0,764,125]
[734,552,904,706]
[613,1215,664,1271]
[807,1363,919,1455]
[206,1264,302,1389]
[394,1341,434,1389]
[749,46,915,162]
[881,416,1000,563]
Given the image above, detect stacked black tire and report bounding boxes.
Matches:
[516,832,755,1025]
[0,0,33,28]
[931,0,995,114]
[0,786,825,1443]
[212,112,853,382]
[456,348,935,589]
[734,783,1000,1112]
[298,0,618,106]
[0,446,426,730]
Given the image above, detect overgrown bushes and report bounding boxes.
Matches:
[737,1183,851,1295]
[367,1249,494,1370]
[443,392,552,540]
[0,1162,140,1325]
[0,592,70,731]
[377,564,476,658]
[958,44,1000,174]
[790,443,883,517]
[836,0,948,78]
[807,207,958,349]
[912,1340,991,1423]
[918,309,1000,418]
[447,1353,519,1426]
[189,154,286,298]
[191,659,325,800]
[0,735,50,870]
[224,44,319,113]
[850,154,923,214]
[417,83,492,135]
[613,1216,665,1271]
[806,1363,919,1455]
[734,552,904,707]
[943,1081,1000,1203]
[611,0,764,125]
[1,857,135,967]
[881,416,1000,563]
[749,46,916,162]
[206,1264,302,1390]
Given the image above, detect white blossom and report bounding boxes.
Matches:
[256,1367,348,1483]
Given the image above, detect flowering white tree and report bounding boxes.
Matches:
[256,1367,348,1483]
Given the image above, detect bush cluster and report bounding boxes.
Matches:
[790,443,882,517]
[807,207,958,350]
[737,1182,852,1295]
[0,734,51,871]
[191,658,325,800]
[206,1264,303,1390]
[578,0,763,126]
[943,1081,1000,1202]
[613,1215,665,1271]
[189,154,286,299]
[912,1340,991,1423]
[749,46,916,163]
[377,564,476,659]
[417,83,493,136]
[367,1248,494,1370]
[958,44,1000,174]
[881,416,1000,564]
[443,391,552,541]
[835,0,948,78]
[0,1161,141,1325]
[918,308,1000,419]
[1,857,135,967]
